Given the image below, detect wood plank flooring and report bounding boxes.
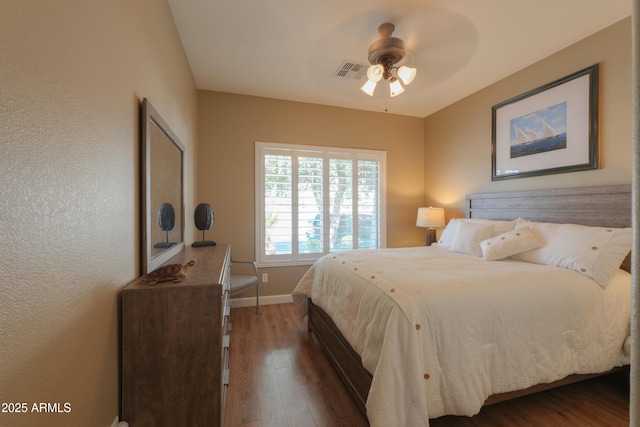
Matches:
[224,303,630,427]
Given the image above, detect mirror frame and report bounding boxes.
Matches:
[141,98,185,274]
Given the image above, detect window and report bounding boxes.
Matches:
[256,142,386,267]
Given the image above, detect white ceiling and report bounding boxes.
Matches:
[167,0,631,118]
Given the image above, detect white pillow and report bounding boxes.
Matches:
[511,221,632,287]
[450,221,495,257]
[479,228,541,261]
[438,218,459,248]
[438,218,516,248]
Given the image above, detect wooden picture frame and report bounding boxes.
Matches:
[491,64,599,180]
[141,98,185,274]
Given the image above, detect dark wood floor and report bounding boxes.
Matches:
[224,303,630,427]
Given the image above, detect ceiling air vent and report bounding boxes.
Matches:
[334,61,367,80]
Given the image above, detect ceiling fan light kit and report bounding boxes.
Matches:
[360,23,417,98]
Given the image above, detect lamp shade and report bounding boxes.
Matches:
[416,207,445,228]
[360,79,377,96]
[397,66,417,85]
[389,79,405,97]
[367,64,384,82]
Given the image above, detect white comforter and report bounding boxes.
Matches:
[291,246,631,427]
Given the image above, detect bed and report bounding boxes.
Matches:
[291,185,632,427]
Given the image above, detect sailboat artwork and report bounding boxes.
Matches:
[510,102,567,159]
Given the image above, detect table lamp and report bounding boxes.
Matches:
[416,207,445,246]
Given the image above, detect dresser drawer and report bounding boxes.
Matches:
[222,289,231,322]
[122,244,231,427]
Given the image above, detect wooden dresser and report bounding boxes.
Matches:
[121,244,231,426]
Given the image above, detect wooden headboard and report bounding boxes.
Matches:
[466,184,632,273]
[466,184,631,228]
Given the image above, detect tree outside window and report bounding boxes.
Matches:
[257,142,386,267]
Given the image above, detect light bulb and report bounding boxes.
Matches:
[389,79,404,97]
[397,66,417,85]
[366,64,384,83]
[360,79,377,96]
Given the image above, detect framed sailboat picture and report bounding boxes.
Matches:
[491,64,599,180]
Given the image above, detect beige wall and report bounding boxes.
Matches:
[197,92,424,296]
[425,18,632,219]
[0,2,197,427]
[0,3,631,425]
[198,19,633,300]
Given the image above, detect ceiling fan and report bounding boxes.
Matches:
[360,23,417,97]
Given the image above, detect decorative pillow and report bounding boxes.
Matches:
[438,219,459,248]
[450,221,495,257]
[511,221,632,287]
[438,218,516,248]
[479,228,541,261]
[484,218,519,235]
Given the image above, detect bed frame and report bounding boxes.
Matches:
[307,184,632,417]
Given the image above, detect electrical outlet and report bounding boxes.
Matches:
[262,273,268,283]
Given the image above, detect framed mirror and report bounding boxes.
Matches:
[141,98,185,274]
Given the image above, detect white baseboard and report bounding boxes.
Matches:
[231,294,293,308]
